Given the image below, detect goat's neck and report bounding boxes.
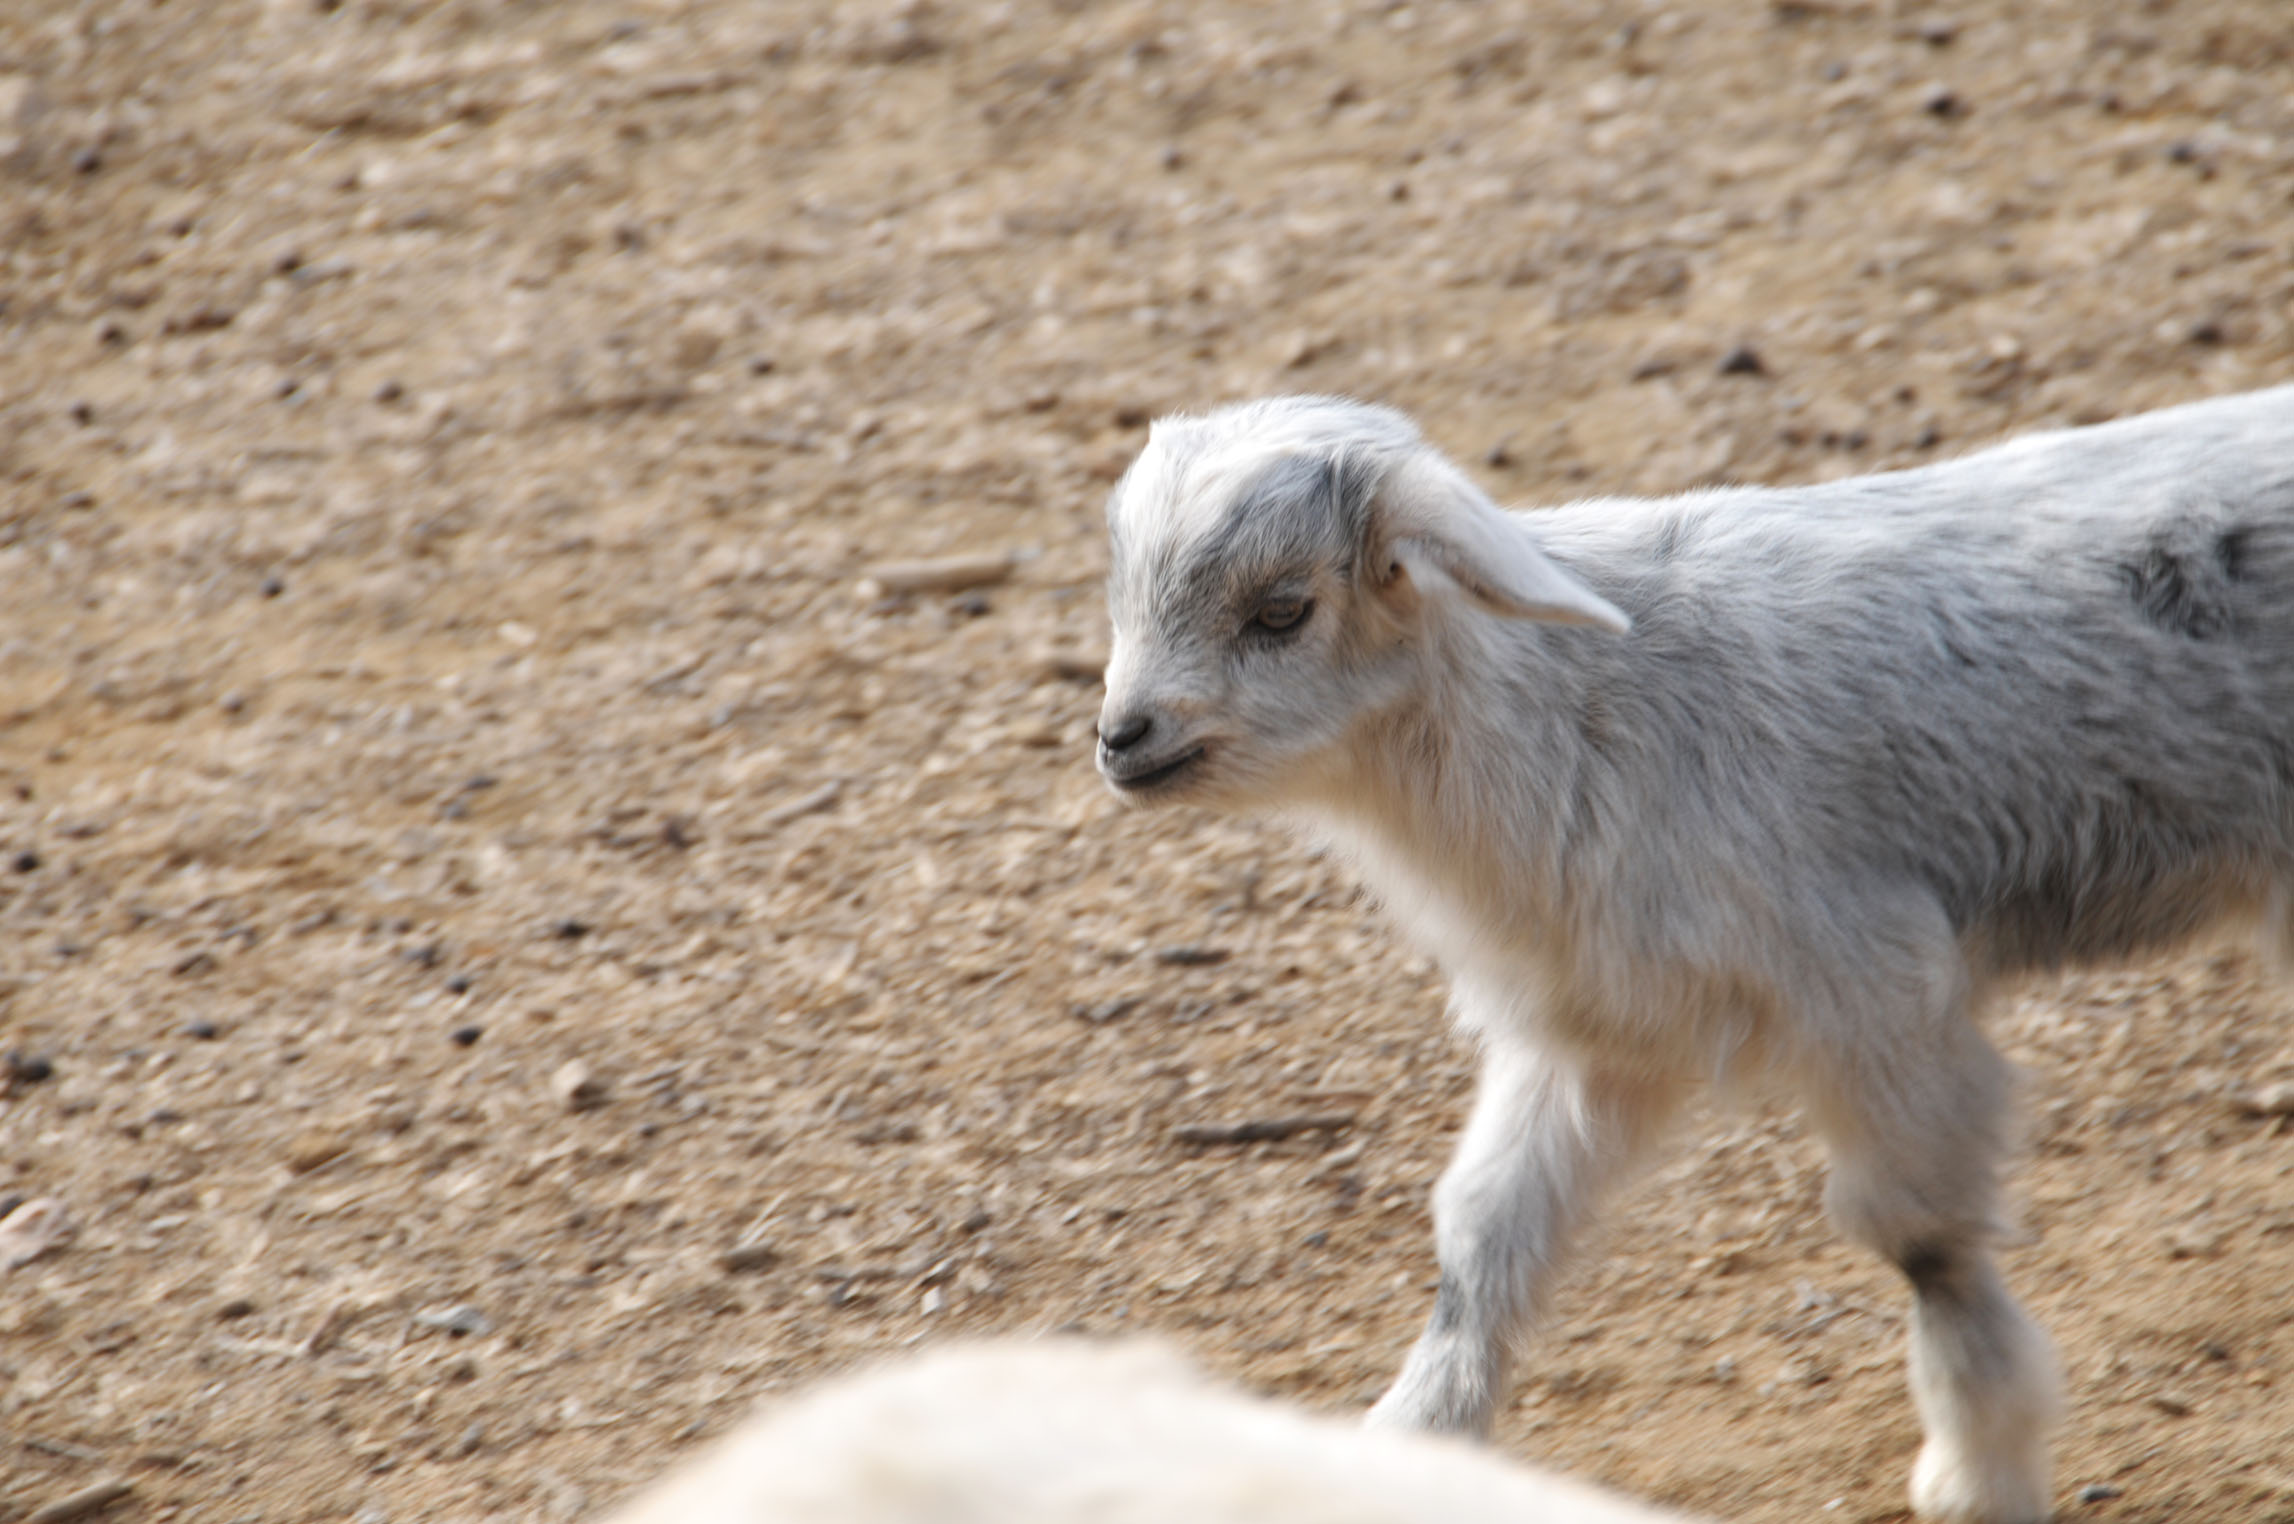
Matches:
[1309,620,1594,963]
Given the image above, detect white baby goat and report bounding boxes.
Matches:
[1095,385,2294,1524]
[603,1339,1695,1524]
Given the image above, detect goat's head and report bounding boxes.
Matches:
[1096,395,1629,807]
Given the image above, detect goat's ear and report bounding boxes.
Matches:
[1358,455,1632,633]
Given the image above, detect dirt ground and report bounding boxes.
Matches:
[3,1,2292,1520]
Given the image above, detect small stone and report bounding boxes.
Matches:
[184,1019,220,1041]
[1922,84,1964,117]
[859,553,1016,597]
[12,849,38,872]
[2187,319,2226,347]
[448,1023,482,1046]
[1717,344,1766,376]
[1037,647,1107,684]
[373,378,404,402]
[412,1303,493,1337]
[2231,1080,2294,1117]
[216,1296,257,1320]
[285,1129,350,1175]
[259,574,285,598]
[551,1059,608,1111]
[445,974,474,995]
[720,1240,777,1273]
[2076,1483,2120,1504]
[552,917,591,940]
[2147,1391,2192,1417]
[1076,997,1142,1024]
[24,1477,132,1524]
[952,592,992,617]
[0,1196,73,1269]
[1154,944,1230,967]
[5,1050,54,1084]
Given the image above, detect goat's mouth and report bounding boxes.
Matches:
[1101,744,1208,796]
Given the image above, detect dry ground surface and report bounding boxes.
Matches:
[4,1,2293,1520]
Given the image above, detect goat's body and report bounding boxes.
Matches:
[1099,384,2294,1524]
[1323,386,2294,1075]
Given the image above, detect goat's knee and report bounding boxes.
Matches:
[1371,1047,1678,1438]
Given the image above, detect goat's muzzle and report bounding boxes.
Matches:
[1097,711,1207,795]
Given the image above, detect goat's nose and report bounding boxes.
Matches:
[1098,712,1153,752]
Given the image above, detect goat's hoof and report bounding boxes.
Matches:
[1910,1441,2051,1524]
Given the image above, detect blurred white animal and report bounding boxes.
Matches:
[1095,385,2294,1524]
[602,1339,1694,1524]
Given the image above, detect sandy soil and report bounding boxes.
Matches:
[3,2,2292,1521]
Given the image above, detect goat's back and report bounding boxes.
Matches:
[1523,384,2294,974]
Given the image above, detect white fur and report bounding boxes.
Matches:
[1097,385,2294,1524]
[601,1340,1696,1524]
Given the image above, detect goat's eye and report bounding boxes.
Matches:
[1251,596,1312,634]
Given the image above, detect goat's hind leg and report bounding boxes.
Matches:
[1810,1009,2060,1524]
[1368,1038,1680,1437]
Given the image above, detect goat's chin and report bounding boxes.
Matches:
[1102,758,1215,807]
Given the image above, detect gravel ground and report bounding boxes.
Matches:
[3,2,2292,1521]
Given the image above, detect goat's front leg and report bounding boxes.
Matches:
[1368,1038,1680,1437]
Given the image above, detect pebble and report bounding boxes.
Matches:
[0,1196,73,1270]
[6,1050,55,1085]
[857,552,1015,598]
[720,1240,778,1273]
[1922,84,1964,117]
[551,1059,609,1111]
[284,1129,351,1175]
[551,917,591,940]
[216,1296,257,1320]
[1153,944,1230,967]
[184,1018,221,1040]
[25,1478,133,1524]
[1717,344,1765,375]
[0,72,45,175]
[2231,1080,2294,1117]
[1036,646,1107,683]
[414,1303,494,1337]
[2077,1483,2121,1504]
[12,849,38,872]
[449,1023,482,1046]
